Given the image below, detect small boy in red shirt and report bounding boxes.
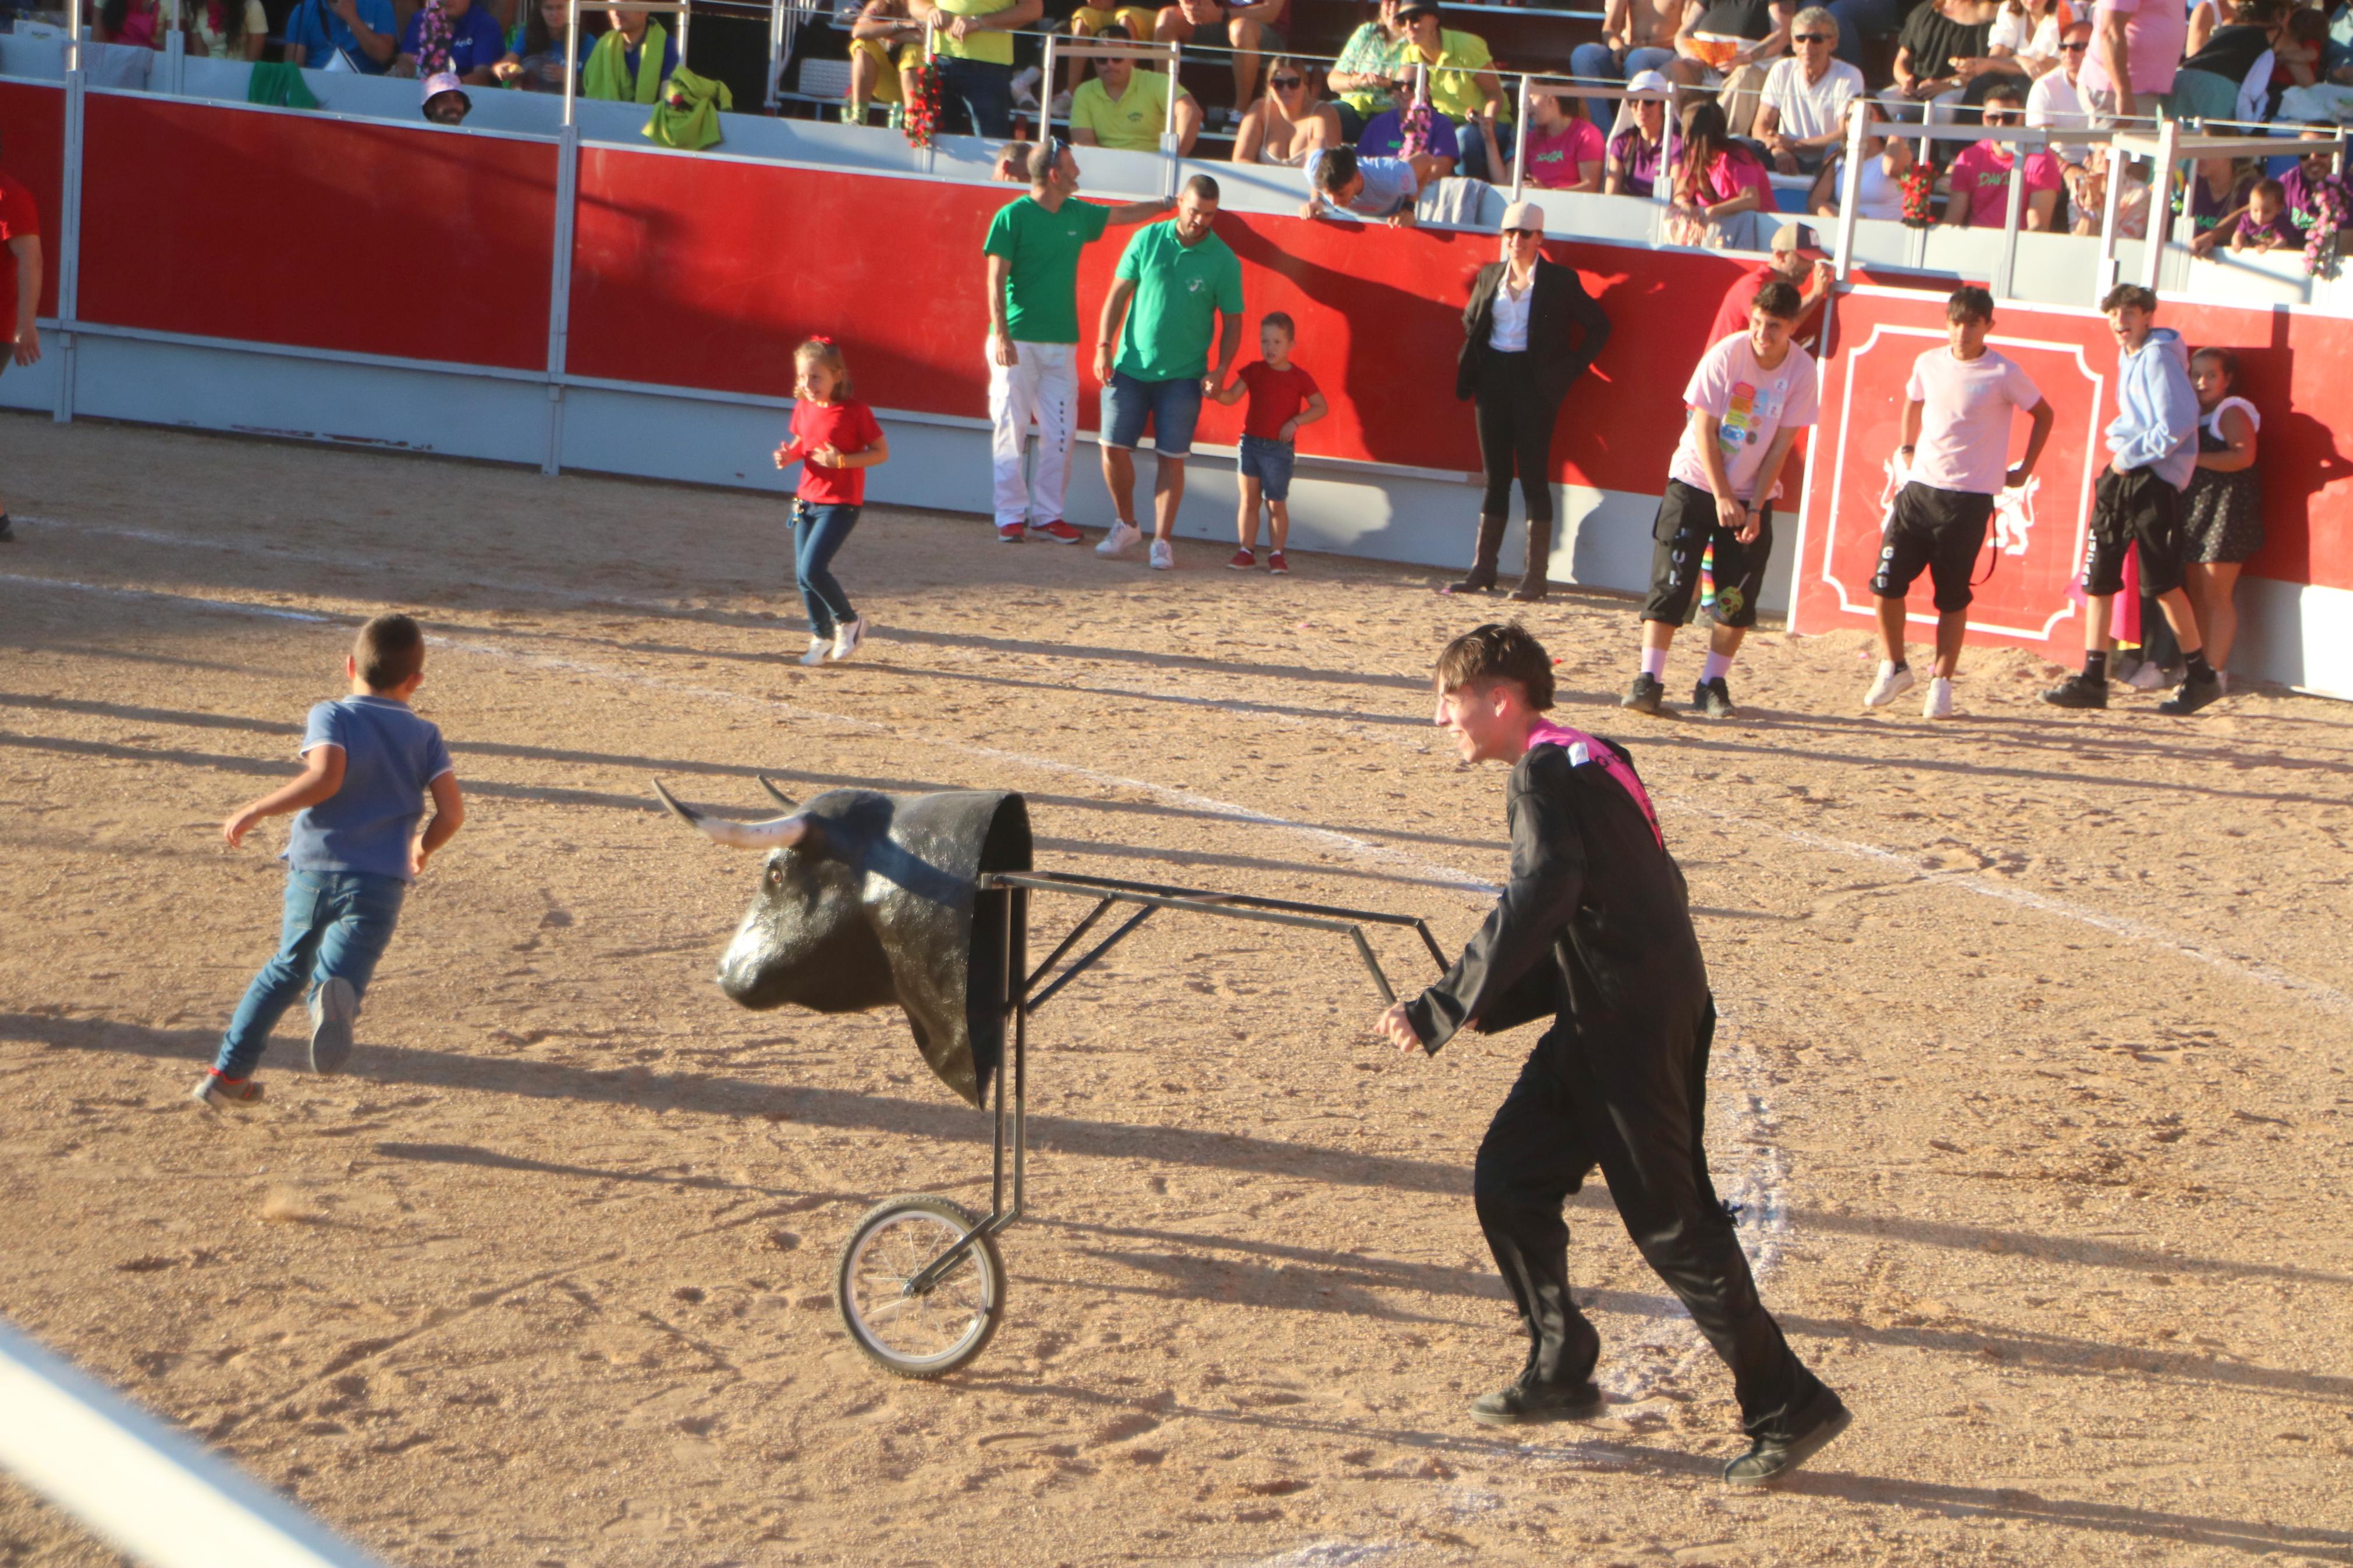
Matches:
[1212,312,1326,574]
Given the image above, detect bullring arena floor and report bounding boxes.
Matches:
[1,415,2350,1567]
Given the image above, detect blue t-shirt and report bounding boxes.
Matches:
[285,0,399,74]
[287,695,454,883]
[1357,109,1460,163]
[398,3,508,75]
[1305,150,1420,219]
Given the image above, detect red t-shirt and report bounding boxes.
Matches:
[0,172,41,343]
[789,396,883,506]
[1237,360,1318,442]
[1708,261,1822,348]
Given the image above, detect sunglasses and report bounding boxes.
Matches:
[2061,38,2088,49]
[1272,74,1304,88]
[1983,111,2020,122]
[1793,31,1832,41]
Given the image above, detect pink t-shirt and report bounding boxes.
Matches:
[2078,0,2186,98]
[1678,148,1774,207]
[1904,345,2043,496]
[1523,118,1606,190]
[1667,333,1820,502]
[1947,141,2064,228]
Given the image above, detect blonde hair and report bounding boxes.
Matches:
[793,337,852,400]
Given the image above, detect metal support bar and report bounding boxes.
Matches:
[2093,136,2127,305]
[1994,127,2030,301]
[543,120,580,475]
[54,56,84,425]
[1025,897,1115,992]
[1025,904,1157,1014]
[1832,98,1865,286]
[2140,115,2177,293]
[1509,70,1530,202]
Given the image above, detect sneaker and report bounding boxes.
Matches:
[308,976,358,1076]
[2041,674,2108,709]
[1862,661,1915,709]
[1096,520,1143,557]
[190,1072,263,1110]
[1723,1389,1852,1487]
[798,637,830,667]
[1692,676,1737,719]
[830,616,867,663]
[1148,539,1174,571]
[1010,65,1041,107]
[1468,1374,1605,1428]
[1032,520,1083,543]
[836,102,860,126]
[1227,547,1257,570]
[1922,675,1954,720]
[2124,659,2169,692]
[997,522,1027,543]
[1266,550,1289,575]
[1049,88,1073,116]
[1621,673,1666,715]
[2157,671,2223,715]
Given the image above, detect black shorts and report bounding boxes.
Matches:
[1870,482,1994,613]
[2082,465,2187,599]
[1641,479,1773,630]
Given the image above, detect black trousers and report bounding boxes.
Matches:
[1471,1002,1823,1440]
[1473,350,1560,524]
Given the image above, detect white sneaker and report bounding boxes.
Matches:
[2125,660,2169,692]
[1096,520,1143,557]
[830,616,867,662]
[1010,65,1041,107]
[1148,539,1174,570]
[1049,88,1073,116]
[1922,676,1954,720]
[799,637,830,667]
[1862,662,1916,708]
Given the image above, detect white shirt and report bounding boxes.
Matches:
[1758,55,1865,141]
[1854,151,1906,219]
[1987,5,2060,61]
[1489,272,1534,352]
[2026,67,2092,163]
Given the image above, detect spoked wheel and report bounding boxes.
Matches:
[835,1194,1006,1378]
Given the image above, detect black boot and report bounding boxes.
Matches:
[1449,513,1507,594]
[1509,516,1553,602]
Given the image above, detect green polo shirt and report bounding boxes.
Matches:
[984,195,1112,345]
[1417,28,1504,124]
[1070,69,1177,152]
[1111,220,1243,383]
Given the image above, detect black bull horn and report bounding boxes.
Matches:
[654,780,1032,1108]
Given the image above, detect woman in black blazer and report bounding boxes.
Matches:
[1453,200,1613,600]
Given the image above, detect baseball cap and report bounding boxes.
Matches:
[1771,220,1823,255]
[1625,69,1673,97]
[1500,199,1547,234]
[421,71,469,106]
[1395,0,1440,19]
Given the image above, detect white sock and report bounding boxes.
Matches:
[1641,648,1669,680]
[1701,651,1734,684]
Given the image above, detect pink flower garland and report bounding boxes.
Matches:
[415,0,453,77]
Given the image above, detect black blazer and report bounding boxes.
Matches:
[1456,257,1613,406]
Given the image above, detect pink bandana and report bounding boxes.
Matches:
[1524,720,1663,849]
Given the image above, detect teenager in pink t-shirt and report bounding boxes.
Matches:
[1863,286,2054,720]
[1940,87,2064,230]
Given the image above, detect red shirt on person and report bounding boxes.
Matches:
[0,171,41,344]
[1708,262,1823,348]
[1237,360,1319,442]
[787,396,883,507]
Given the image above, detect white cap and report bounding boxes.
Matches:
[1625,69,1673,97]
[1500,199,1547,233]
[421,70,468,105]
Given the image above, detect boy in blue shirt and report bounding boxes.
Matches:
[194,614,464,1109]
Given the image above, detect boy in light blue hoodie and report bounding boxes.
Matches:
[2043,285,2225,717]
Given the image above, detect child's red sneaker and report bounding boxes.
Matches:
[1227,548,1257,570]
[1032,520,1083,543]
[190,1072,264,1110]
[1266,551,1290,575]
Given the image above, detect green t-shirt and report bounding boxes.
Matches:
[1419,29,1504,123]
[982,195,1111,346]
[1111,221,1244,383]
[1070,69,1176,152]
[932,0,1015,64]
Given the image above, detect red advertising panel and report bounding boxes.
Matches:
[79,95,555,371]
[0,80,66,321]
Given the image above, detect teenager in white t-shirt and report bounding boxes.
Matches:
[1863,286,2054,720]
[1623,279,1819,720]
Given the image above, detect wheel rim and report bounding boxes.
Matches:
[843,1208,994,1369]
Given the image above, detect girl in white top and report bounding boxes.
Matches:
[1986,0,2063,77]
[1230,58,1341,166]
[1808,115,1913,222]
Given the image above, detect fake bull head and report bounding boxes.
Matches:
[655,778,1031,1108]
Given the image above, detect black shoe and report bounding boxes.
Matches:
[1692,677,1736,719]
[1468,1374,1604,1427]
[0,514,13,543]
[2157,673,2223,716]
[1723,1389,1852,1486]
[2041,674,2108,709]
[1621,673,1666,715]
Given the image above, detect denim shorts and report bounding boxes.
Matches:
[1237,434,1296,501]
[1103,371,1202,458]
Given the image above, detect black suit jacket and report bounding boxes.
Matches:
[1455,257,1613,406]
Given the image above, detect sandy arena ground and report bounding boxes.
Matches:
[1,415,2350,1567]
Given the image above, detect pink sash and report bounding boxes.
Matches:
[1525,720,1663,849]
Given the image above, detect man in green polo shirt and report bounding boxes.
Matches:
[910,0,1041,137]
[1068,25,1202,155]
[1092,174,1244,571]
[1397,0,1509,179]
[984,138,1173,544]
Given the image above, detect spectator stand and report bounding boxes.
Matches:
[1039,29,1183,182]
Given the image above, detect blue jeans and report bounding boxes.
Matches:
[1237,434,1296,502]
[214,869,406,1079]
[938,56,1014,138]
[792,500,860,637]
[1568,42,1677,127]
[1103,371,1204,458]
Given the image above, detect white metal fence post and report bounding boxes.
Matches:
[55,0,86,425]
[2140,117,2177,292]
[544,119,580,476]
[1509,71,1529,202]
[1832,98,1864,285]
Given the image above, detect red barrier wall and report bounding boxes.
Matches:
[0,80,66,322]
[78,96,556,371]
[1794,287,2353,657]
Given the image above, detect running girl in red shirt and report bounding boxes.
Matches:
[772,337,888,664]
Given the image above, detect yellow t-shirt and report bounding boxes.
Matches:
[1071,69,1176,151]
[932,0,1017,65]
[1417,29,1503,124]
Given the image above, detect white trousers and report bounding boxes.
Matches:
[988,340,1079,528]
